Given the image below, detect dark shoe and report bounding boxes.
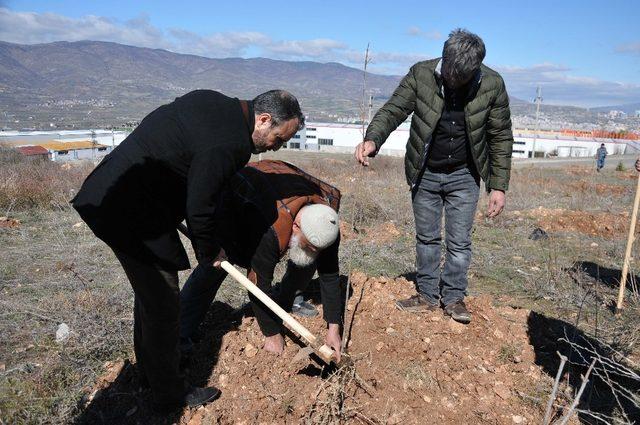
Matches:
[184,386,221,408]
[292,300,319,318]
[395,294,439,312]
[153,386,221,413]
[444,300,471,324]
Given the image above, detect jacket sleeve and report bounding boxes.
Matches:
[317,234,342,324]
[365,66,418,152]
[486,77,514,192]
[318,272,342,325]
[186,144,246,265]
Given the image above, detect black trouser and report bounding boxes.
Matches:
[113,249,187,404]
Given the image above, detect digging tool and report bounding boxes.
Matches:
[616,173,640,314]
[219,260,337,364]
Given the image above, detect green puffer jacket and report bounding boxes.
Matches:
[365,58,514,191]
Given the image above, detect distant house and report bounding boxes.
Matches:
[15,145,50,160]
[36,140,113,161]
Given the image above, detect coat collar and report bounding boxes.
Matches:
[240,99,256,151]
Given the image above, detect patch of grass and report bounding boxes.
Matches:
[496,343,520,364]
[280,394,296,416]
[517,379,554,411]
[401,363,435,392]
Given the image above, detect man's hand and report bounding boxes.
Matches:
[263,334,285,355]
[354,140,377,166]
[326,323,342,363]
[486,190,506,218]
[212,247,227,268]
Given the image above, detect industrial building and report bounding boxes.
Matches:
[1,126,635,162]
[286,122,634,158]
[1,129,127,161]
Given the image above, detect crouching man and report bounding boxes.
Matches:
[180,160,343,361]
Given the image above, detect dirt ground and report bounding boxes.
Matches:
[567,181,629,197]
[84,272,555,425]
[524,206,636,239]
[3,153,639,424]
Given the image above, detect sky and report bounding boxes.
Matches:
[0,0,639,107]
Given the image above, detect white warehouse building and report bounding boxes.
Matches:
[287,122,632,158]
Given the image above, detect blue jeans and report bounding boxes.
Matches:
[412,167,480,306]
[597,158,605,170]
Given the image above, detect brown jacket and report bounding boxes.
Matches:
[246,160,341,256]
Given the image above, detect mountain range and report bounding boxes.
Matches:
[0,40,401,128]
[0,40,636,130]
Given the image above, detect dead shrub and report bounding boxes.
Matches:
[0,147,92,211]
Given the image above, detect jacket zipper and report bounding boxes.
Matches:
[411,98,445,190]
[465,73,484,182]
[411,138,431,190]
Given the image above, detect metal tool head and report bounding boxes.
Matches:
[292,346,350,367]
[292,346,316,364]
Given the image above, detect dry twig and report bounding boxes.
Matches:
[544,351,568,424]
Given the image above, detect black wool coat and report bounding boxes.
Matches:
[72,90,255,270]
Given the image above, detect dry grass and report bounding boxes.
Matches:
[1,150,640,423]
[0,147,93,212]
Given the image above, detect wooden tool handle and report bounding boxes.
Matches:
[617,173,640,313]
[220,261,334,363]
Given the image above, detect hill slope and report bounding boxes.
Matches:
[0,40,401,127]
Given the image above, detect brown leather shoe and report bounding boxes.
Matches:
[395,294,439,312]
[444,300,471,324]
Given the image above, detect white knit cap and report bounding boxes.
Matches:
[299,204,339,249]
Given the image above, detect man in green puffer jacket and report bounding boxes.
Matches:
[355,29,514,324]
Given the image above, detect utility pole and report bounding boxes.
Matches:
[359,43,371,140]
[532,86,542,158]
[90,129,97,161]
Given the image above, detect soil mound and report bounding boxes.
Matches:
[83,273,554,424]
[185,273,548,424]
[527,207,633,239]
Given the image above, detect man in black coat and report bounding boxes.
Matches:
[72,89,304,411]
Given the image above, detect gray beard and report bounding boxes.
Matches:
[288,235,317,267]
[252,141,266,154]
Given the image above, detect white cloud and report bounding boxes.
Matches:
[0,8,165,47]
[495,62,640,107]
[168,28,270,57]
[0,8,430,70]
[265,39,347,59]
[0,8,637,107]
[407,26,442,40]
[0,8,359,61]
[616,42,640,55]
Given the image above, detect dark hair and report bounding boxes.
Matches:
[441,28,486,88]
[253,90,305,130]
